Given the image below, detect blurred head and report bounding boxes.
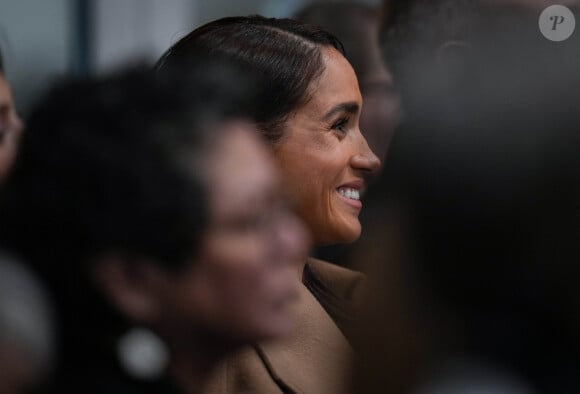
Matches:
[154,122,307,343]
[381,0,580,82]
[0,52,23,182]
[381,0,481,82]
[158,16,381,246]
[296,2,401,163]
[356,25,580,393]
[0,63,307,381]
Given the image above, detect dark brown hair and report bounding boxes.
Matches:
[157,15,345,143]
[0,62,258,391]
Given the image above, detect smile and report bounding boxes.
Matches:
[337,187,360,201]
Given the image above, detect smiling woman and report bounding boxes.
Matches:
[275,47,379,245]
[157,15,380,394]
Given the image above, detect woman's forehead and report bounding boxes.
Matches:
[207,126,277,209]
[302,47,362,116]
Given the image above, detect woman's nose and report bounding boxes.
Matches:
[350,133,382,173]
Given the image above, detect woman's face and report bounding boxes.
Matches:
[160,123,309,345]
[358,24,401,164]
[274,47,381,246]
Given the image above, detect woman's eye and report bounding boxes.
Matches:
[331,117,349,134]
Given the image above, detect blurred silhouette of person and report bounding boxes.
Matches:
[0,50,23,182]
[0,254,54,394]
[0,61,308,393]
[353,7,580,393]
[158,15,381,394]
[381,0,580,85]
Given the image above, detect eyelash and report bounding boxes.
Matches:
[331,117,350,134]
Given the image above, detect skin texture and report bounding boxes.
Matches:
[0,74,23,181]
[274,47,381,246]
[151,124,309,348]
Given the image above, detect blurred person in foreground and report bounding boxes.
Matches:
[0,62,308,393]
[0,50,23,181]
[295,2,402,269]
[0,255,54,394]
[353,6,580,393]
[157,15,381,394]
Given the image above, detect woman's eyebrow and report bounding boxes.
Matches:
[322,102,359,121]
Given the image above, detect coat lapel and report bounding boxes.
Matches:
[202,261,359,394]
[256,281,353,394]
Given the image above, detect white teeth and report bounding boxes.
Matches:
[338,187,360,201]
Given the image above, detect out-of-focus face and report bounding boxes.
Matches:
[0,74,23,181]
[359,24,401,164]
[158,123,308,345]
[274,47,381,246]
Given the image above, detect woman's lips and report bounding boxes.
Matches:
[337,180,364,209]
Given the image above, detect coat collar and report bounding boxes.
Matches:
[255,279,353,394]
[202,259,361,394]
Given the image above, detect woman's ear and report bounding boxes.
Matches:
[92,254,167,324]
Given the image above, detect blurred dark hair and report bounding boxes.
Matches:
[380,0,580,82]
[294,2,380,83]
[1,62,255,270]
[0,48,4,74]
[380,0,480,77]
[0,59,257,390]
[157,15,345,143]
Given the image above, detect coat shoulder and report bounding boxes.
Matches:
[305,257,366,303]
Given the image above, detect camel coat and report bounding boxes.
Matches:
[201,258,365,394]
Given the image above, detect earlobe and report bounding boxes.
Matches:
[92,254,164,324]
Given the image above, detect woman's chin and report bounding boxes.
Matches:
[337,229,361,244]
[315,221,361,246]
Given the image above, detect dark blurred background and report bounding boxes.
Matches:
[0,0,381,115]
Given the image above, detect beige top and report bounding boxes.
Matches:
[202,258,365,394]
